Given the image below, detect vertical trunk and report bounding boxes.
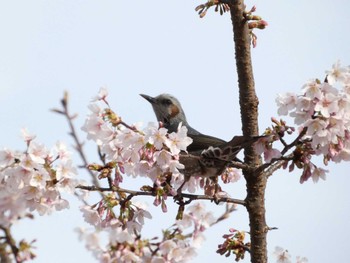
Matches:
[229,1,268,262]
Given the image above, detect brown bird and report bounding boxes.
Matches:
[140,93,262,180]
[140,94,227,152]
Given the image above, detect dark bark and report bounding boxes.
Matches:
[229,1,268,262]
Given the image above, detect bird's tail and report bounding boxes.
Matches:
[201,135,266,162]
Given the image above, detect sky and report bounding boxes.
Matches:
[1,0,350,262]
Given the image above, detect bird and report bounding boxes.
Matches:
[140,93,268,198]
[140,93,263,180]
[140,93,266,197]
[140,93,228,152]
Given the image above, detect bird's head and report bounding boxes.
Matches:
[140,93,188,131]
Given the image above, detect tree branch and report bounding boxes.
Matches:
[75,184,246,206]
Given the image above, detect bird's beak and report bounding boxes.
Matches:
[140,94,156,104]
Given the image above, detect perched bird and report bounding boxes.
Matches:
[140,93,262,180]
[140,93,227,152]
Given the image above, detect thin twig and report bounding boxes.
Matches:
[119,121,139,132]
[52,93,101,189]
[264,159,288,178]
[76,185,246,206]
[255,129,308,174]
[256,154,294,174]
[211,203,237,226]
[281,127,307,155]
[0,226,19,263]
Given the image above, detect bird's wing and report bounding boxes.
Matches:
[187,133,227,152]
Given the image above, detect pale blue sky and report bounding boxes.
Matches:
[1,0,350,262]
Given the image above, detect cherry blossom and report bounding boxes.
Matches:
[145,123,168,150]
[91,86,109,103]
[21,128,36,144]
[326,60,350,84]
[0,134,78,227]
[296,256,308,263]
[273,246,292,263]
[76,202,213,263]
[0,148,16,167]
[165,124,193,155]
[80,205,102,226]
[274,61,350,183]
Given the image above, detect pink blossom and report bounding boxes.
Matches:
[126,220,142,234]
[145,123,168,150]
[290,110,312,125]
[52,141,71,162]
[168,159,184,176]
[338,94,350,116]
[81,104,114,145]
[332,148,350,162]
[0,148,16,167]
[302,80,322,100]
[135,160,152,176]
[326,60,349,84]
[165,124,193,155]
[150,257,166,263]
[56,160,77,180]
[159,240,177,255]
[120,250,141,263]
[296,256,308,263]
[221,167,241,183]
[311,167,327,183]
[80,205,102,226]
[187,202,207,218]
[5,171,25,193]
[153,150,172,171]
[91,86,109,103]
[314,92,339,118]
[273,246,292,263]
[27,142,48,164]
[57,177,78,193]
[20,128,36,143]
[304,119,329,147]
[182,176,199,193]
[168,242,197,262]
[192,232,206,248]
[176,214,193,231]
[109,227,135,244]
[276,92,298,115]
[29,168,50,189]
[263,148,282,163]
[84,231,102,251]
[136,209,152,224]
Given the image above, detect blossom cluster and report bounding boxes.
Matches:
[216,228,248,261]
[77,89,240,262]
[81,92,192,193]
[274,61,350,182]
[81,87,242,200]
[0,129,78,261]
[78,202,215,263]
[0,129,78,227]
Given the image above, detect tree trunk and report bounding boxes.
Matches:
[229,1,268,262]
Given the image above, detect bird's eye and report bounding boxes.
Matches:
[163,117,169,124]
[162,99,172,105]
